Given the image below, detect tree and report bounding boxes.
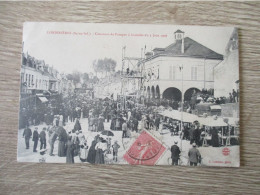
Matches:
[83,73,89,82]
[66,72,80,86]
[93,59,104,77]
[92,76,99,84]
[103,58,117,76]
[93,58,117,77]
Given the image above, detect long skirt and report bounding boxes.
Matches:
[95,149,105,164]
[58,141,66,157]
[86,146,96,164]
[211,134,219,147]
[66,148,74,163]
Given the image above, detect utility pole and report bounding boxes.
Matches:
[179,65,184,151]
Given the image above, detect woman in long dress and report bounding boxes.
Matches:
[66,136,74,164]
[86,135,99,164]
[58,127,67,157]
[211,127,219,147]
[95,137,106,164]
[79,140,88,162]
[74,118,82,131]
[97,117,104,132]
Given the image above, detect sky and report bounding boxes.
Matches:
[23,22,234,74]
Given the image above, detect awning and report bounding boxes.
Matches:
[159,109,228,126]
[226,117,239,126]
[199,117,227,127]
[38,96,48,103]
[159,109,199,123]
[210,105,221,110]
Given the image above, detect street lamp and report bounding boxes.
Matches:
[179,65,184,151]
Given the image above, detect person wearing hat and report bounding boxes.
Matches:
[122,121,127,138]
[112,140,120,162]
[95,137,106,164]
[39,127,47,150]
[188,143,201,166]
[32,127,39,152]
[79,140,88,162]
[86,135,99,164]
[72,130,80,156]
[66,135,75,164]
[23,125,32,149]
[171,141,181,165]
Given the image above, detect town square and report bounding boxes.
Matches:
[18,23,240,166]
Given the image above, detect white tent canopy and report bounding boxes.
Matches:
[159,109,228,127]
[37,96,48,103]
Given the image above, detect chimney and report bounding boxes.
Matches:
[174,29,185,54]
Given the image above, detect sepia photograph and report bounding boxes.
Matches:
[18,23,239,166]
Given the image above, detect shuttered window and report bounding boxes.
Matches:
[191,67,197,80]
[169,65,175,80]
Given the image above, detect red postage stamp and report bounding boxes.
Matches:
[222,147,230,156]
[123,130,166,165]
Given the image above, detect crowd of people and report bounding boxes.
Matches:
[20,87,239,165]
[22,117,121,164]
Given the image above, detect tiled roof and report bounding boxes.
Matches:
[147,37,223,61]
[174,30,184,34]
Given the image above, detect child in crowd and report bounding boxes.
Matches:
[112,141,120,162]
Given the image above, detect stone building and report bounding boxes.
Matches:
[214,29,239,98]
[142,30,224,101]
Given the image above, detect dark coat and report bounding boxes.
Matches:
[211,129,219,147]
[133,118,138,130]
[97,118,104,132]
[110,118,116,130]
[95,149,105,164]
[66,140,75,164]
[171,145,181,160]
[193,128,201,145]
[86,140,97,164]
[74,119,82,131]
[188,147,201,163]
[23,128,32,138]
[32,130,39,142]
[155,118,160,127]
[39,131,46,141]
[58,129,67,157]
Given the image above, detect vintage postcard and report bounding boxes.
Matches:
[18,22,239,166]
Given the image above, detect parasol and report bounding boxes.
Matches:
[101,130,114,137]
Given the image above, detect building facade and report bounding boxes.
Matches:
[214,29,239,98]
[142,30,223,101]
[20,53,49,94]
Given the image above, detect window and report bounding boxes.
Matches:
[191,67,197,80]
[21,73,24,83]
[25,74,28,84]
[31,75,34,87]
[28,74,31,87]
[169,65,175,80]
[36,79,38,88]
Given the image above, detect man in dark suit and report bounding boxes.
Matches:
[155,116,160,131]
[39,127,47,150]
[23,125,32,149]
[171,141,181,165]
[32,127,39,152]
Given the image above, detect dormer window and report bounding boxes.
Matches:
[174,29,184,40]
